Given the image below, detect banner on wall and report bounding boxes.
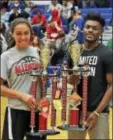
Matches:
[31,0,51,5]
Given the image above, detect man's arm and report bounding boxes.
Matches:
[32,22,43,27]
[95,73,112,113]
[85,73,112,130]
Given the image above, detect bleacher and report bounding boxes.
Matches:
[81,8,112,26]
[30,6,112,33]
[102,26,112,46]
[31,6,112,26]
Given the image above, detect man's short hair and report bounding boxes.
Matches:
[84,12,105,27]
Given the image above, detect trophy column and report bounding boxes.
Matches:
[30,76,38,133]
[81,64,89,128]
[57,61,69,129]
[26,68,45,140]
[39,77,48,131]
[51,73,57,128]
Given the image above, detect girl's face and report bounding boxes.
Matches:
[33,37,39,45]
[12,23,31,49]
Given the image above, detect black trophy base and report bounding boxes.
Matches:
[45,129,60,135]
[26,132,45,140]
[26,129,60,140]
[57,124,86,131]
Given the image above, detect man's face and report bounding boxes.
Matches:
[13,7,18,13]
[52,0,57,5]
[63,0,67,5]
[37,11,41,16]
[83,20,103,43]
[50,22,55,27]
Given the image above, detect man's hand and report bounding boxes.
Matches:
[85,112,99,131]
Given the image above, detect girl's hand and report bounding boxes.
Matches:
[21,94,37,110]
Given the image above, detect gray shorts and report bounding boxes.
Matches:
[68,113,109,139]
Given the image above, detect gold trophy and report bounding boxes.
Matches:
[41,46,51,75]
[68,44,82,71]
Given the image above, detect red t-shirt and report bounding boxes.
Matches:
[51,9,62,28]
[32,14,47,28]
[46,25,63,40]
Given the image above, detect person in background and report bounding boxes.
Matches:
[1,8,10,29]
[58,0,63,4]
[0,23,8,54]
[51,8,62,27]
[9,6,21,24]
[68,8,77,30]
[46,19,65,53]
[61,0,73,23]
[68,12,112,140]
[0,0,9,10]
[1,18,46,140]
[95,0,109,8]
[73,10,85,44]
[47,0,62,15]
[32,35,43,55]
[24,1,34,13]
[20,7,29,19]
[82,0,96,8]
[31,9,47,38]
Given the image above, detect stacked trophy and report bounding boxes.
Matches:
[57,43,90,131]
[26,39,60,140]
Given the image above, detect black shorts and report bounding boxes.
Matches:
[2,107,46,140]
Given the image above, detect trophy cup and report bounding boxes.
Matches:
[40,46,51,75]
[68,43,82,70]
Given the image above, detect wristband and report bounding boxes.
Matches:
[93,111,100,117]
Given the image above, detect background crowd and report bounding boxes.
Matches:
[0,0,112,54]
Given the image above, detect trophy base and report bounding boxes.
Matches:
[26,132,46,140]
[57,125,86,131]
[26,129,60,140]
[45,129,60,135]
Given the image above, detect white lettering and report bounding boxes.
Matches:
[89,67,96,76]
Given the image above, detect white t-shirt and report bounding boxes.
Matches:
[1,46,41,110]
[0,33,8,54]
[47,3,62,13]
[61,4,73,19]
